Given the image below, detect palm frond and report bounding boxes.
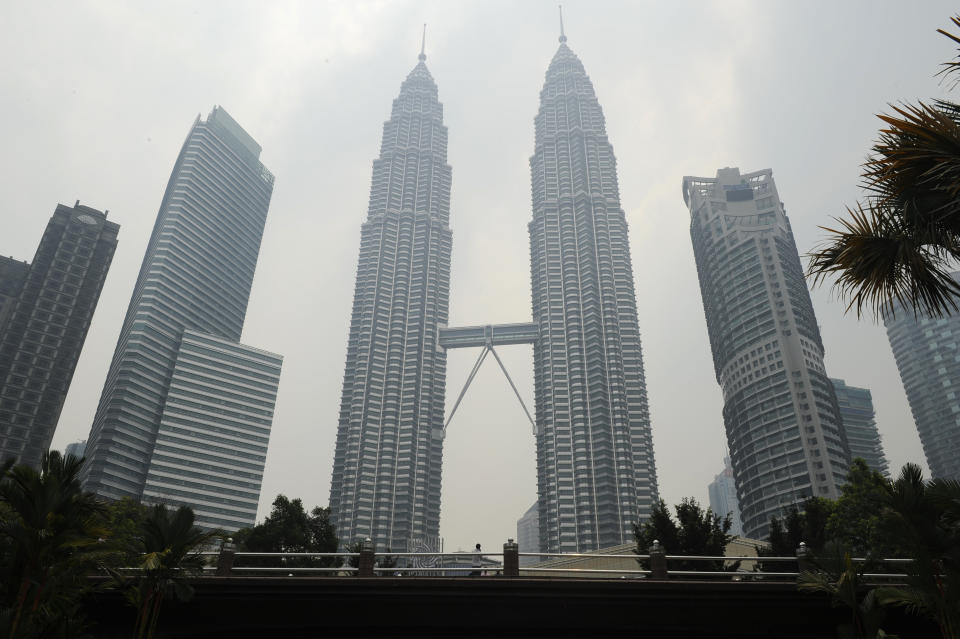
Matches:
[807,202,960,319]
[936,16,960,89]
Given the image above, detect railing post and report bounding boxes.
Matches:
[503,538,519,577]
[796,541,812,577]
[648,539,668,579]
[216,537,236,576]
[358,537,376,577]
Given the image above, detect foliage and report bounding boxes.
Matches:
[634,498,738,573]
[827,459,903,559]
[233,495,339,569]
[114,503,222,639]
[872,464,960,639]
[807,17,960,319]
[763,497,835,555]
[0,452,109,638]
[94,497,149,569]
[798,543,898,639]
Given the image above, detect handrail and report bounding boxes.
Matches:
[180,544,921,582]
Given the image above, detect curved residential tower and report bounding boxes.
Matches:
[683,167,850,539]
[329,48,452,551]
[529,35,659,553]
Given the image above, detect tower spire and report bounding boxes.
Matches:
[419,23,427,61]
[558,5,566,43]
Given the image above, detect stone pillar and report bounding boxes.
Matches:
[358,537,376,577]
[503,538,519,577]
[796,541,812,576]
[648,539,668,579]
[216,537,236,576]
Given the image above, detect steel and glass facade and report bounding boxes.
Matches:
[141,330,281,530]
[528,38,659,553]
[0,203,118,468]
[884,295,960,480]
[830,378,888,476]
[83,107,279,524]
[683,167,850,539]
[329,53,452,551]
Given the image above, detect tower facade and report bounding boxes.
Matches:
[884,295,960,480]
[329,50,452,551]
[683,167,850,539]
[83,107,280,528]
[0,203,118,468]
[830,379,888,476]
[708,456,744,537]
[528,36,658,553]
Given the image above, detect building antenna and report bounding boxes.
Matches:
[558,5,566,43]
[419,23,427,61]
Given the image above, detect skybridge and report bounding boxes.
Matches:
[438,323,538,436]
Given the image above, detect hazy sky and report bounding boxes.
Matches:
[2,0,956,552]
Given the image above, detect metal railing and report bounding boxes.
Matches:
[196,538,915,582]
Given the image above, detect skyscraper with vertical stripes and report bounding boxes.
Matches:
[82,106,281,529]
[329,46,452,551]
[528,32,659,553]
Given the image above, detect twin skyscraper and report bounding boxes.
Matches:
[10,22,947,553]
[329,32,659,555]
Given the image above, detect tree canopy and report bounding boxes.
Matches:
[233,494,339,568]
[634,497,736,573]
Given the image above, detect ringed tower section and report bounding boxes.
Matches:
[528,30,659,553]
[329,42,453,551]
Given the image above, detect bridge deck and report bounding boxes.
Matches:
[438,323,538,349]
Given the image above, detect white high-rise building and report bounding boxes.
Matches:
[528,31,659,553]
[83,107,281,529]
[329,46,452,551]
[683,167,850,539]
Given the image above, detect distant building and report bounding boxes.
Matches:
[708,457,744,537]
[517,502,540,566]
[65,439,86,460]
[830,379,888,476]
[884,293,960,480]
[683,167,850,540]
[0,203,118,468]
[82,107,280,530]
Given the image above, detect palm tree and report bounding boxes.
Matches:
[0,451,107,638]
[807,16,960,320]
[123,504,221,639]
[874,464,960,639]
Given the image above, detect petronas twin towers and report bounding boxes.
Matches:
[330,31,659,554]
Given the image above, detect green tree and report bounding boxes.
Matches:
[799,544,898,639]
[757,497,834,573]
[808,17,960,319]
[0,452,108,638]
[119,504,221,639]
[874,464,960,639]
[233,495,339,568]
[633,498,737,573]
[827,459,902,559]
